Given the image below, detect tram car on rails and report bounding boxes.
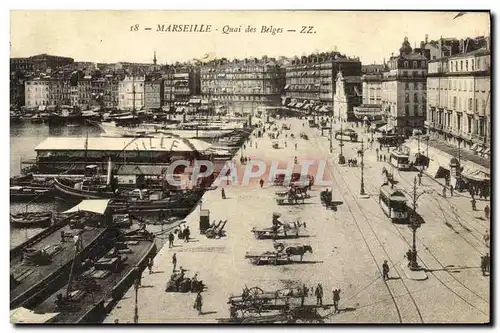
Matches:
[379,184,409,223]
[334,129,358,142]
[389,148,411,170]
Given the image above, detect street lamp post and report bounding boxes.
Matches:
[329,127,333,153]
[133,277,139,323]
[360,138,366,195]
[338,122,345,165]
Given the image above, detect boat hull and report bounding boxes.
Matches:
[53,178,116,200]
[10,213,52,229]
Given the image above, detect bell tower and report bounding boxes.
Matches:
[153,51,157,66]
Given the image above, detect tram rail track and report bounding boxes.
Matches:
[320,132,489,318]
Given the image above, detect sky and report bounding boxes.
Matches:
[10,11,490,65]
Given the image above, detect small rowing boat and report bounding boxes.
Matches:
[10,212,53,228]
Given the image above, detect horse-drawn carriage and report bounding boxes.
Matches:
[219,285,328,323]
[320,189,334,208]
[300,132,309,140]
[272,141,279,149]
[251,220,307,240]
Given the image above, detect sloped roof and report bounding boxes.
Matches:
[35,137,211,152]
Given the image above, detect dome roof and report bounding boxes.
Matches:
[399,36,413,56]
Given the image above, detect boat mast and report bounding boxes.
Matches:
[132,65,136,120]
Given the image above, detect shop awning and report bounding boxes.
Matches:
[461,167,490,182]
[377,124,395,132]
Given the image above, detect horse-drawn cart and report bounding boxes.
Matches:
[251,221,307,240]
[275,190,308,205]
[219,285,329,323]
[245,242,313,265]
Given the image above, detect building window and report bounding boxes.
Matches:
[413,61,417,69]
[481,99,486,112]
[471,59,475,71]
[468,98,473,111]
[453,96,457,109]
[455,62,458,71]
[414,93,418,102]
[405,93,409,103]
[414,104,418,115]
[412,71,417,77]
[457,114,461,131]
[405,82,409,89]
[460,61,463,71]
[405,105,409,116]
[475,98,478,111]
[465,60,469,71]
[404,61,409,69]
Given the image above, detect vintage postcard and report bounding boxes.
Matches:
[9,10,491,324]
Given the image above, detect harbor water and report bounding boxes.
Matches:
[10,122,102,248]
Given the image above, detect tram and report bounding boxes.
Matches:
[390,149,411,170]
[379,184,409,223]
[334,129,358,142]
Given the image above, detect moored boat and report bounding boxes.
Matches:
[10,200,114,310]
[27,228,157,323]
[10,212,53,229]
[10,186,54,202]
[53,177,116,200]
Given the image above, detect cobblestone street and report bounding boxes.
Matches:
[105,118,490,324]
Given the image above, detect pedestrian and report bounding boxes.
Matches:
[221,188,226,199]
[315,283,323,306]
[449,184,454,196]
[484,230,490,249]
[332,289,341,313]
[184,226,191,243]
[194,291,203,315]
[168,232,175,248]
[295,143,297,150]
[133,266,142,287]
[301,284,307,306]
[260,178,264,188]
[147,257,154,274]
[418,173,422,186]
[73,231,83,252]
[484,204,490,220]
[382,260,390,280]
[442,186,446,198]
[255,142,258,149]
[172,253,177,272]
[471,198,477,211]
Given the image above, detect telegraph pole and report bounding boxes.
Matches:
[407,176,425,271]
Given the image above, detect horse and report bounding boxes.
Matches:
[285,245,313,261]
